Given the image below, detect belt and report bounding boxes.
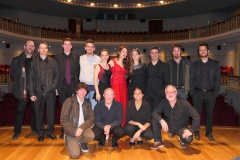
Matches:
[175,86,184,89]
[195,88,214,92]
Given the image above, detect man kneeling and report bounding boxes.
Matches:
[93,88,125,148]
[150,85,200,149]
[60,82,94,158]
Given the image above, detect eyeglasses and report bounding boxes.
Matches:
[25,44,34,48]
[85,46,95,49]
[165,91,176,94]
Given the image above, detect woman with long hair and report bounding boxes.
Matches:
[109,46,131,126]
[93,49,112,102]
[128,48,146,101]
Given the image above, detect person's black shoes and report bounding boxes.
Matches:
[168,133,176,138]
[205,133,214,141]
[137,140,143,145]
[194,131,200,140]
[98,141,105,147]
[47,134,57,140]
[38,135,44,142]
[112,142,118,148]
[59,133,64,139]
[12,133,20,140]
[129,142,135,146]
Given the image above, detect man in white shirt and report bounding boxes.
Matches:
[79,39,101,109]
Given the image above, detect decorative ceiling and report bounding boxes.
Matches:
[0,0,240,19]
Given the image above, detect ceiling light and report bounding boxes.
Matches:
[223,44,226,45]
[2,41,5,43]
[159,1,164,4]
[137,3,142,7]
[90,3,95,6]
[113,4,118,7]
[67,0,72,2]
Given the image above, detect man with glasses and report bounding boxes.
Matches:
[10,40,38,140]
[150,85,200,149]
[79,39,101,109]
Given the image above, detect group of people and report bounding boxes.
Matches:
[10,38,220,159]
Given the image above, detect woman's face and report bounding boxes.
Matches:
[118,48,128,59]
[100,51,109,62]
[133,88,143,101]
[132,50,140,62]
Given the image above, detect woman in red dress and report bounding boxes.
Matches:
[109,46,131,126]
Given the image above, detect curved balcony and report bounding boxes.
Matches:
[0,15,240,42]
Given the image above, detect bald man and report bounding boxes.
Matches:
[92,88,125,148]
[150,85,200,149]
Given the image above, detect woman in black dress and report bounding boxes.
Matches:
[128,48,146,100]
[124,87,153,146]
[93,49,112,102]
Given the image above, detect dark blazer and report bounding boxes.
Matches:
[60,96,94,137]
[190,58,220,97]
[54,52,80,92]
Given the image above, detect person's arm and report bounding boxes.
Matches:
[151,101,164,122]
[108,59,114,68]
[49,60,60,92]
[163,64,171,88]
[94,64,101,101]
[184,101,200,133]
[9,58,17,79]
[214,61,221,97]
[109,103,123,128]
[28,60,35,97]
[60,98,78,137]
[94,104,105,130]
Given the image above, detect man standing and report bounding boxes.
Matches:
[93,88,125,148]
[166,43,191,138]
[28,41,60,142]
[190,42,220,141]
[61,82,95,159]
[79,39,101,109]
[150,85,200,149]
[55,38,80,139]
[10,40,38,140]
[144,46,170,111]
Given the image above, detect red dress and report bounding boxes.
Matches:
[110,59,128,126]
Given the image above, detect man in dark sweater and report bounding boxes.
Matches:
[93,88,125,148]
[150,85,200,149]
[190,42,220,141]
[10,40,38,140]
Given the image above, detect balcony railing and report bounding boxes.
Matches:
[0,15,240,42]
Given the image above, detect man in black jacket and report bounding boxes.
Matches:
[28,41,60,142]
[190,42,220,141]
[10,40,38,140]
[54,38,80,139]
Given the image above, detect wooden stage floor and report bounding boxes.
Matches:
[0,125,240,160]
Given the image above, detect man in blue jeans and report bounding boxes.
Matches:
[79,39,101,109]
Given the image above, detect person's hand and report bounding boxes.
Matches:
[96,93,101,102]
[133,130,141,140]
[138,123,146,131]
[182,129,192,138]
[30,96,37,102]
[160,120,168,132]
[75,128,83,137]
[104,125,110,135]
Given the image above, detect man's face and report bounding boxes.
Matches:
[165,86,177,102]
[199,46,209,58]
[103,89,115,105]
[150,49,159,61]
[76,88,87,100]
[24,41,35,54]
[62,41,72,53]
[172,47,182,59]
[38,44,48,56]
[85,43,95,55]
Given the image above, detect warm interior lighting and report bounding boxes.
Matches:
[113,4,118,7]
[90,3,95,6]
[137,3,142,7]
[67,0,72,2]
[159,1,164,4]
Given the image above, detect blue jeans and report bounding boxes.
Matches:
[177,88,188,100]
[86,85,97,109]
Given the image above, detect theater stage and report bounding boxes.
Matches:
[0,125,239,160]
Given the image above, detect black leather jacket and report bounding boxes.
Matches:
[10,51,38,100]
[28,55,60,96]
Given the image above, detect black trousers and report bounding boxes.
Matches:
[34,92,56,135]
[14,98,37,134]
[191,90,216,133]
[58,82,75,109]
[152,118,193,144]
[92,125,124,143]
[124,123,153,140]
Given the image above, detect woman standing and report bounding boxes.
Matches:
[124,87,153,146]
[128,48,146,101]
[93,49,111,102]
[109,46,131,126]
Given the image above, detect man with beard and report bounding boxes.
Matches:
[10,40,38,140]
[166,43,191,138]
[190,42,220,141]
